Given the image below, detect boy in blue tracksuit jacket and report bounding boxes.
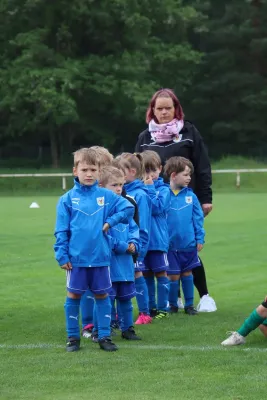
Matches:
[116,153,152,325]
[95,166,142,340]
[54,148,134,352]
[164,156,205,315]
[141,150,171,319]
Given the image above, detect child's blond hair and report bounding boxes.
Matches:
[99,166,125,187]
[90,146,113,168]
[73,148,99,168]
[116,152,144,179]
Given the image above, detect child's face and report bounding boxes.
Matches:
[171,166,191,188]
[144,166,162,181]
[105,177,125,196]
[73,162,99,186]
[124,167,137,183]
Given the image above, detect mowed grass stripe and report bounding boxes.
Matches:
[1,343,267,353]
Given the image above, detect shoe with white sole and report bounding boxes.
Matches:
[177,297,184,309]
[221,331,246,346]
[197,294,217,312]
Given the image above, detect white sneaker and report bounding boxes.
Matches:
[177,297,184,309]
[197,294,217,312]
[221,331,246,346]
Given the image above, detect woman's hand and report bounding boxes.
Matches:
[202,203,213,217]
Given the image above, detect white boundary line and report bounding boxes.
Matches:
[0,343,266,352]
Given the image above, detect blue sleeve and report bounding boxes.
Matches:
[105,193,134,228]
[54,196,71,266]
[136,193,150,259]
[128,219,140,254]
[146,184,171,216]
[192,194,205,244]
[107,234,129,254]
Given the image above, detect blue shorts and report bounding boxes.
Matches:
[144,251,169,273]
[66,266,112,295]
[167,250,201,275]
[109,281,136,301]
[134,260,146,273]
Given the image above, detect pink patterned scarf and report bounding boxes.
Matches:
[148,118,184,143]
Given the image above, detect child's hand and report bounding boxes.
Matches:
[61,262,72,270]
[102,223,110,233]
[143,175,154,185]
[197,243,203,252]
[127,243,136,253]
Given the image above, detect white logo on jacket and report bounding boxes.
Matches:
[72,198,80,205]
[96,197,105,206]
[185,196,192,204]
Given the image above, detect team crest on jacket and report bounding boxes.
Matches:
[185,196,192,204]
[173,134,183,143]
[97,197,105,206]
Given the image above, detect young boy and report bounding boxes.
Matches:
[80,146,114,339]
[141,150,171,319]
[54,148,134,352]
[221,296,267,346]
[97,166,141,340]
[164,156,205,315]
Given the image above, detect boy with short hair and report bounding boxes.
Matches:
[54,148,134,352]
[164,156,205,315]
[141,150,171,319]
[80,146,114,339]
[97,166,141,340]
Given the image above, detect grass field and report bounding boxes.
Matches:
[1,193,267,400]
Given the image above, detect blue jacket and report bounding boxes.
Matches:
[108,219,139,282]
[167,187,205,251]
[54,179,134,267]
[146,178,170,252]
[124,179,152,260]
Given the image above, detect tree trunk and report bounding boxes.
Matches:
[49,129,59,168]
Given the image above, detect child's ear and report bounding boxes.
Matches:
[73,167,78,177]
[170,171,176,180]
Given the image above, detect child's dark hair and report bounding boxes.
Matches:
[116,152,144,179]
[99,166,125,187]
[73,148,99,168]
[164,156,194,178]
[141,150,161,172]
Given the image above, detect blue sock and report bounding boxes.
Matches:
[169,280,179,307]
[118,299,133,331]
[64,297,81,339]
[117,301,123,328]
[93,303,98,332]
[111,298,117,324]
[135,276,149,314]
[95,297,111,339]
[178,280,181,298]
[181,275,194,307]
[144,276,157,309]
[80,289,95,329]
[157,276,170,311]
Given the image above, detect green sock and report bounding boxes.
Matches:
[237,309,266,337]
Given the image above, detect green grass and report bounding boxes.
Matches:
[1,193,267,399]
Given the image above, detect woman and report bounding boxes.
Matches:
[135,88,216,312]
